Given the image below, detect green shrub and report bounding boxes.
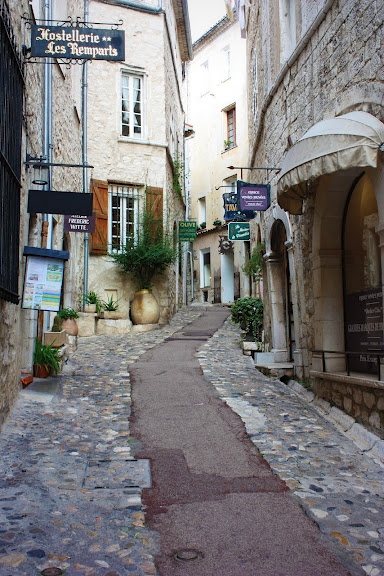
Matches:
[231,297,264,341]
[57,308,79,320]
[242,242,265,281]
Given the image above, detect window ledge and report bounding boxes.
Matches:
[118,137,167,148]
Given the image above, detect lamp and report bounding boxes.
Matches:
[32,163,49,186]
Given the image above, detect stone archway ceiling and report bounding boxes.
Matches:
[277,111,384,215]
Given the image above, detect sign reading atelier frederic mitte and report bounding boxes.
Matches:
[30,25,125,61]
[237,180,271,212]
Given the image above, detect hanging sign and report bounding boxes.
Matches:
[30,25,125,61]
[64,213,96,233]
[228,222,250,241]
[22,247,69,312]
[223,192,254,221]
[28,190,93,216]
[237,180,270,211]
[179,221,197,242]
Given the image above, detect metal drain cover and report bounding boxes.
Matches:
[174,549,203,562]
[40,569,64,576]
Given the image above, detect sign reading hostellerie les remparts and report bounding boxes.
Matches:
[30,25,125,61]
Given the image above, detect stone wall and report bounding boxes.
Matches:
[246,0,384,374]
[0,0,85,429]
[312,375,384,436]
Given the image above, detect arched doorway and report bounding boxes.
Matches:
[267,219,294,361]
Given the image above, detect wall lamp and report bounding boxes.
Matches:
[25,153,94,187]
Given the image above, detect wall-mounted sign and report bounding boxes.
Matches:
[237,180,270,211]
[345,287,384,374]
[28,190,93,216]
[30,25,125,61]
[228,222,250,241]
[22,247,69,312]
[64,213,96,233]
[179,221,197,242]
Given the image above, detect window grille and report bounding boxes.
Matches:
[109,184,140,252]
[0,0,23,303]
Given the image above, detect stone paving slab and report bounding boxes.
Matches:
[0,305,383,575]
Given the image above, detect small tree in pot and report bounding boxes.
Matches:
[109,211,178,324]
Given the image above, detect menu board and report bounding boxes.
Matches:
[22,256,64,311]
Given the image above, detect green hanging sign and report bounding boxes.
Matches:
[178,221,197,242]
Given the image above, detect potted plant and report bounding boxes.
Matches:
[199,221,206,229]
[33,339,61,378]
[213,218,222,227]
[83,290,102,313]
[109,211,178,325]
[100,295,121,319]
[231,297,264,342]
[57,307,79,336]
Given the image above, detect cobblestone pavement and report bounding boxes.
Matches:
[0,304,382,575]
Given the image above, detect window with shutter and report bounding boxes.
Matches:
[146,187,163,240]
[90,179,108,254]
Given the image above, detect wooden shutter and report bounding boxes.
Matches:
[90,179,108,254]
[146,187,163,239]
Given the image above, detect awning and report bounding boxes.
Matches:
[277,111,384,214]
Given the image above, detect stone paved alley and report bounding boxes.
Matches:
[0,305,383,575]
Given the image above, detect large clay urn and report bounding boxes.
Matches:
[130,289,160,325]
[60,318,78,336]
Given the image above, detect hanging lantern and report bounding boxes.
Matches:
[32,163,49,186]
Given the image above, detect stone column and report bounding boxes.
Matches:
[265,250,288,362]
[285,239,304,377]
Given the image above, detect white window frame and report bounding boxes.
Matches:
[108,184,140,252]
[121,71,144,140]
[222,45,231,81]
[200,60,209,96]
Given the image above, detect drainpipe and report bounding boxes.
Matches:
[43,0,52,333]
[82,0,89,308]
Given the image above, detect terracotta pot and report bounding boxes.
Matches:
[33,364,49,378]
[60,318,78,336]
[130,290,160,325]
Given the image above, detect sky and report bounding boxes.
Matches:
[187,0,227,42]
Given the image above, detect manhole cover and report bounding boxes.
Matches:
[40,568,64,576]
[174,549,203,562]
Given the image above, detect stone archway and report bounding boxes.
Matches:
[264,206,297,365]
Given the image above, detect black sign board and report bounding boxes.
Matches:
[237,180,270,212]
[223,192,255,221]
[28,190,93,216]
[30,25,125,61]
[345,287,384,374]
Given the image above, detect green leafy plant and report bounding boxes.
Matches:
[83,290,103,313]
[172,154,185,201]
[102,295,120,311]
[33,340,61,375]
[231,297,264,341]
[199,222,206,229]
[109,211,178,291]
[213,219,222,226]
[242,242,265,281]
[51,315,62,332]
[224,139,232,149]
[57,308,79,321]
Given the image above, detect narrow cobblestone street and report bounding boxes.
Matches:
[0,305,382,575]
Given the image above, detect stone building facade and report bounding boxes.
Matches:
[245,0,384,433]
[185,16,252,305]
[0,0,85,426]
[85,0,192,329]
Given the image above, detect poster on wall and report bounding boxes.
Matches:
[22,256,65,312]
[345,287,384,374]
